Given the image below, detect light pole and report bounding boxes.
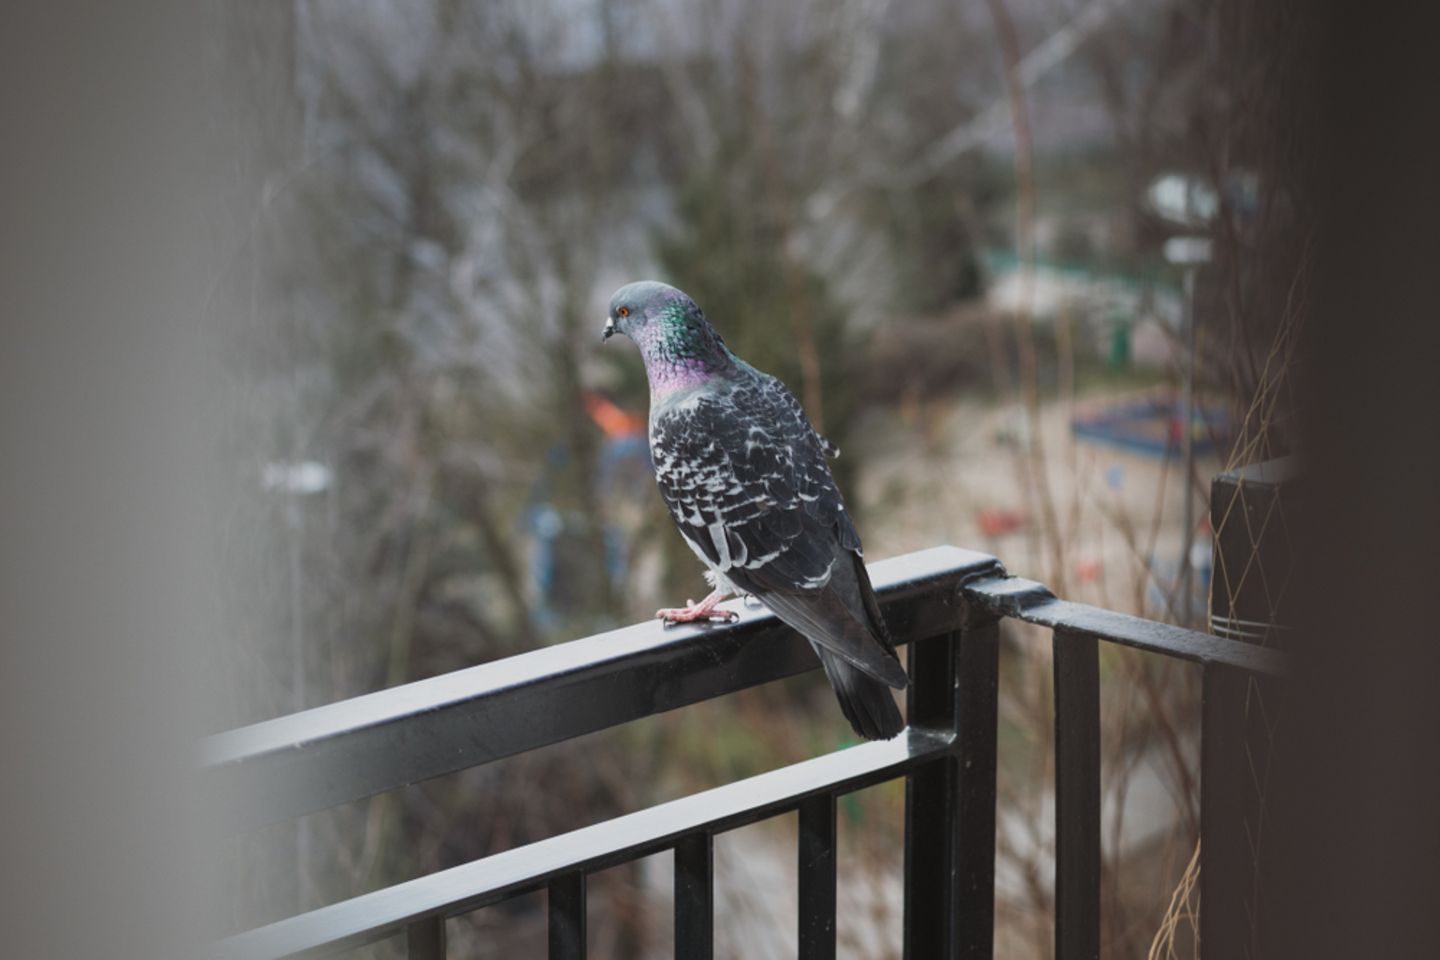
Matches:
[1149,173,1217,627]
[1164,237,1211,625]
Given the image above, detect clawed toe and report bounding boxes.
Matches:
[655,604,738,625]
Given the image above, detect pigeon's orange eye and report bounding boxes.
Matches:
[617,306,631,318]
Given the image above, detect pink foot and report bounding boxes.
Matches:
[656,590,738,625]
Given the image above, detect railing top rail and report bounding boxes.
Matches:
[202,545,1285,835]
[202,546,1001,835]
[961,574,1287,677]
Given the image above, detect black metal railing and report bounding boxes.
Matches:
[204,545,1284,960]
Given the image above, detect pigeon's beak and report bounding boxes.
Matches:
[601,317,616,342]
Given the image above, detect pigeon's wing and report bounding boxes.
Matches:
[651,375,905,688]
[651,380,808,580]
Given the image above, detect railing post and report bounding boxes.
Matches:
[674,832,714,960]
[905,605,1000,960]
[406,916,445,960]
[798,793,837,960]
[1053,629,1100,960]
[955,613,1000,959]
[548,871,586,959]
[1201,663,1273,960]
[905,629,959,960]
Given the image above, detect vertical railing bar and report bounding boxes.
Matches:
[1201,662,1270,960]
[904,630,961,960]
[405,915,446,960]
[798,792,838,960]
[674,832,714,960]
[548,870,587,959]
[1053,628,1101,960]
[955,612,1001,959]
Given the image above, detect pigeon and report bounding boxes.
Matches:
[602,281,907,740]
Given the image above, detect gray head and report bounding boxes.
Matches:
[601,282,734,388]
[601,281,700,342]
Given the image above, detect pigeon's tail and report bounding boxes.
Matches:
[817,646,906,741]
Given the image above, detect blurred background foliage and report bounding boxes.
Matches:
[212,0,1310,956]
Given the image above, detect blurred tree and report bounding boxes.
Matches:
[654,162,856,442]
[213,0,1315,956]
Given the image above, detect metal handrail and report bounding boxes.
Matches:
[206,544,1284,960]
[201,546,1003,835]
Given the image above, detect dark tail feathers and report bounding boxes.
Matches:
[818,647,906,740]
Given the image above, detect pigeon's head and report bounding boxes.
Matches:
[602,281,703,345]
[602,281,735,389]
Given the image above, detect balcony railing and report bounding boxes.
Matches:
[204,545,1284,960]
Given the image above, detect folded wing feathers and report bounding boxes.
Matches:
[652,374,906,693]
